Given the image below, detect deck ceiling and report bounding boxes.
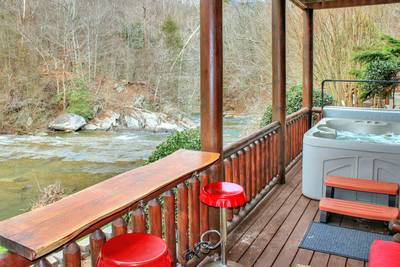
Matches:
[290,0,400,9]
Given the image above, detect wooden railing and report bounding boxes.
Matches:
[285,107,309,168]
[223,122,281,228]
[312,106,322,124]
[0,150,219,267]
[0,109,311,267]
[222,107,309,229]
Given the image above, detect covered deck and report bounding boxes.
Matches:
[0,0,399,266]
[227,160,387,267]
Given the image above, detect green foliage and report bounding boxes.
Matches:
[121,22,145,49]
[358,60,400,100]
[146,128,201,164]
[353,35,400,63]
[0,246,6,253]
[161,17,183,50]
[259,84,333,127]
[65,78,93,120]
[352,35,400,101]
[259,104,273,128]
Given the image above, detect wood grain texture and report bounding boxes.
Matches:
[89,229,106,267]
[303,8,313,129]
[177,183,189,265]
[148,199,162,238]
[199,173,209,237]
[132,208,145,233]
[189,178,200,248]
[303,0,400,9]
[63,242,81,267]
[163,190,176,265]
[271,0,286,184]
[0,150,219,261]
[112,217,127,237]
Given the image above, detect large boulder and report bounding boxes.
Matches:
[48,113,86,131]
[83,111,120,131]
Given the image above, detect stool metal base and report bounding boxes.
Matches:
[202,259,244,267]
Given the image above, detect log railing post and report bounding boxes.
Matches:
[111,217,127,237]
[132,207,146,233]
[0,251,32,267]
[63,242,81,267]
[272,0,286,184]
[200,0,223,239]
[163,190,176,265]
[148,199,162,238]
[303,8,313,129]
[90,229,106,267]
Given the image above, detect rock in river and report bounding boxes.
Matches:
[48,113,86,131]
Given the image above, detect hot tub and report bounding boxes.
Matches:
[302,106,400,205]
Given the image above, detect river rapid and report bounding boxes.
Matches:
[0,116,254,220]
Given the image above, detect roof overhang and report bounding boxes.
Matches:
[290,0,400,10]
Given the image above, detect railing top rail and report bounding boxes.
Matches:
[223,121,280,157]
[286,107,309,123]
[0,150,219,261]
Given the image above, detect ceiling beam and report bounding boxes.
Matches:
[304,0,400,9]
[290,0,307,9]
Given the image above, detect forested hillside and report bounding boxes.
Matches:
[0,0,399,133]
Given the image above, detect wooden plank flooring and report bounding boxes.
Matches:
[227,161,388,267]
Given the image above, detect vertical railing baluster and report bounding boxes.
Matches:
[177,183,188,265]
[132,208,145,233]
[200,173,209,237]
[224,158,232,183]
[224,157,233,220]
[163,190,177,265]
[90,229,106,267]
[112,217,127,237]
[274,131,279,177]
[0,251,32,267]
[266,135,271,183]
[255,140,261,194]
[63,242,81,267]
[285,123,290,165]
[250,143,256,199]
[238,150,246,200]
[149,198,162,238]
[244,147,251,201]
[260,138,266,188]
[36,259,52,267]
[189,178,200,248]
[231,153,240,215]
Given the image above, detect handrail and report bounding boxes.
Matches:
[224,121,280,157]
[0,150,219,264]
[0,110,311,267]
[286,107,309,123]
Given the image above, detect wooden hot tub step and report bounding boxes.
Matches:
[325,175,399,195]
[319,197,399,223]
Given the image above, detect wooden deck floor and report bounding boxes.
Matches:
[227,161,388,267]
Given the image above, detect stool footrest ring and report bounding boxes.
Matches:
[184,230,222,261]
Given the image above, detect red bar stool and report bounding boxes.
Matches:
[97,233,172,267]
[200,182,246,267]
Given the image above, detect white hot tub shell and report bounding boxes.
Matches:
[302,106,400,205]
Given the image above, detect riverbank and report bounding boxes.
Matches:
[0,115,256,220]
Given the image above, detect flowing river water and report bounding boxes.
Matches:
[0,116,254,220]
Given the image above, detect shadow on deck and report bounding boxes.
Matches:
[227,160,388,267]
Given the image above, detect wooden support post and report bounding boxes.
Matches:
[272,0,286,184]
[303,8,314,129]
[200,0,223,236]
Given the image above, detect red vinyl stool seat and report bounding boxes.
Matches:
[200,182,246,208]
[369,240,400,267]
[200,182,245,267]
[97,233,172,267]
